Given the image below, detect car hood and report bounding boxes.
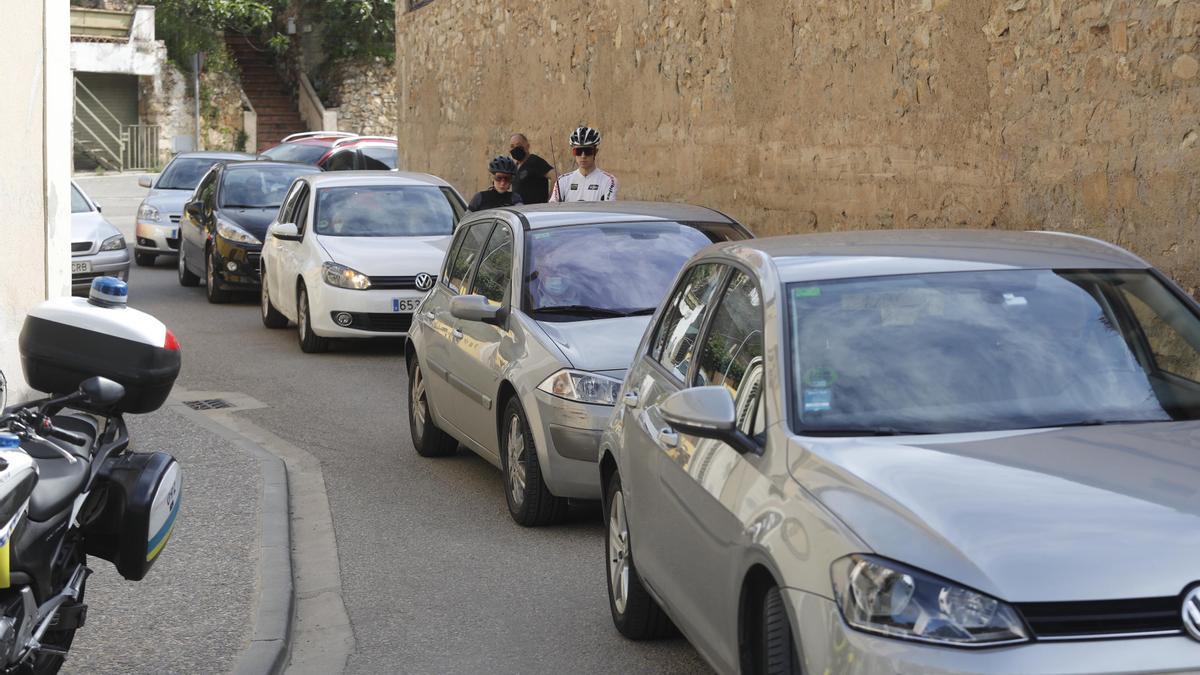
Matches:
[315,235,450,276]
[789,421,1200,602]
[535,316,651,374]
[219,208,278,240]
[142,188,191,217]
[70,210,119,244]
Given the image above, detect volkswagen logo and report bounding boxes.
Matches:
[1184,588,1200,641]
[414,273,435,291]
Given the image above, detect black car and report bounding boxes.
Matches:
[177,160,321,302]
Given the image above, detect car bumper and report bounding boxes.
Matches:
[71,249,131,294]
[134,221,180,255]
[786,589,1200,675]
[525,389,610,500]
[212,239,262,289]
[307,284,427,338]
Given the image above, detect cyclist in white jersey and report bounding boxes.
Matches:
[549,126,618,202]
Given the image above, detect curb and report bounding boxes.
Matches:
[171,401,293,675]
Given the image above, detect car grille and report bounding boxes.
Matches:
[71,241,92,254]
[1016,596,1183,640]
[72,271,119,285]
[169,215,181,224]
[332,312,413,333]
[370,275,435,290]
[166,237,180,250]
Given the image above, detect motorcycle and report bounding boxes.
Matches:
[0,277,181,673]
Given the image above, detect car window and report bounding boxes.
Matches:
[694,271,766,440]
[70,185,92,213]
[261,143,327,165]
[156,157,222,190]
[1117,276,1200,384]
[444,222,493,294]
[196,169,218,207]
[440,187,466,222]
[277,183,301,224]
[294,186,311,236]
[470,223,514,306]
[650,263,726,381]
[219,166,318,209]
[324,150,357,171]
[361,146,397,170]
[313,186,456,237]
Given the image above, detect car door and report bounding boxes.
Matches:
[182,168,218,271]
[654,268,767,666]
[277,184,312,320]
[264,182,301,312]
[620,262,727,587]
[449,219,515,454]
[418,219,494,444]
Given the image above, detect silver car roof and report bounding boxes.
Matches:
[711,230,1149,283]
[507,201,737,229]
[300,170,456,190]
[170,151,257,161]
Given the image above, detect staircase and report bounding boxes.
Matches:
[225,34,305,152]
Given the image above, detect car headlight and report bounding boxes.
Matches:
[537,370,623,406]
[137,203,160,223]
[216,220,261,245]
[322,262,371,290]
[99,234,126,252]
[831,555,1029,647]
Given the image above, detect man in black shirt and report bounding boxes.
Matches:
[509,133,556,204]
[468,156,525,211]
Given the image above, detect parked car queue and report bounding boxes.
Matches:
[136,150,1200,675]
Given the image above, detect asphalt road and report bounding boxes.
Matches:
[76,173,709,673]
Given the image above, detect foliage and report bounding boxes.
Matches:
[267,33,291,57]
[150,0,282,70]
[310,0,395,63]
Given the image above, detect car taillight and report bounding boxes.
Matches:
[164,329,180,351]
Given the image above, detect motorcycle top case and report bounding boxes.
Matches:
[19,296,180,413]
[81,451,180,581]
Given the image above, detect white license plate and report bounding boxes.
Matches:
[392,298,420,313]
[169,228,178,239]
[71,261,91,274]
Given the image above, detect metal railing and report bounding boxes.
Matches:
[73,78,125,171]
[124,124,160,170]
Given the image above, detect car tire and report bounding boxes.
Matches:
[205,247,233,303]
[134,252,156,267]
[177,246,200,287]
[760,585,802,675]
[297,285,329,353]
[407,356,458,457]
[605,472,676,640]
[260,269,288,329]
[500,397,568,527]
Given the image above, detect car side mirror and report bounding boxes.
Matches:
[450,294,506,326]
[138,175,153,188]
[79,377,125,407]
[270,222,302,241]
[660,386,760,455]
[184,201,203,219]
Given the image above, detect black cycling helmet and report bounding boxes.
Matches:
[489,155,518,175]
[569,126,601,147]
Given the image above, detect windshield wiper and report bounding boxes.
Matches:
[534,305,634,318]
[797,426,929,437]
[1040,418,1168,429]
[221,204,272,209]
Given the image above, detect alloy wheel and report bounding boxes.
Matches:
[206,250,214,288]
[608,490,630,615]
[298,292,308,341]
[410,365,427,442]
[260,272,270,318]
[506,414,527,506]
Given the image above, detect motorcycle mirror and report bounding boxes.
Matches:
[79,377,125,407]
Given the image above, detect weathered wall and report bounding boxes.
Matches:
[395,0,1200,295]
[331,57,398,136]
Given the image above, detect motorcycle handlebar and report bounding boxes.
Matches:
[45,424,87,446]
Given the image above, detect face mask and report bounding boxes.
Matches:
[510,146,528,161]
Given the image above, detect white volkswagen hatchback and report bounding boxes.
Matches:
[259,171,466,352]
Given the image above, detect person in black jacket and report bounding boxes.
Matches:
[468,156,525,212]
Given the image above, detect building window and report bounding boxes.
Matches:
[407,0,434,10]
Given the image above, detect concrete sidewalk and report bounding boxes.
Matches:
[63,402,262,674]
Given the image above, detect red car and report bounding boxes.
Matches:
[259,132,399,170]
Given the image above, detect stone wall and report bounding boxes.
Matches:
[331,57,397,136]
[137,61,246,166]
[395,0,1200,295]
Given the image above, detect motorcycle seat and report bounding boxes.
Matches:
[28,451,89,522]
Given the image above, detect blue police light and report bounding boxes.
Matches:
[88,276,129,308]
[0,434,20,449]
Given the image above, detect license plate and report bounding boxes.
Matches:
[71,261,91,274]
[170,228,178,239]
[392,298,420,312]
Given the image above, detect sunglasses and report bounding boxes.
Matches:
[572,147,597,157]
[493,174,513,182]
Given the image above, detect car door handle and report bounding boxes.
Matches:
[452,329,463,341]
[657,428,679,448]
[623,391,639,408]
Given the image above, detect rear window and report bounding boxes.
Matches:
[260,143,328,165]
[361,146,398,170]
[156,157,223,190]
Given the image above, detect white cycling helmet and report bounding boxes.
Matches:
[569,126,601,147]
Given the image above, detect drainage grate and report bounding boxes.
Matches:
[182,399,234,411]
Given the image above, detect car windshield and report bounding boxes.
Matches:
[314,185,456,236]
[220,166,317,209]
[260,143,327,165]
[787,269,1200,435]
[156,157,222,190]
[524,221,729,320]
[70,185,91,213]
[360,146,397,169]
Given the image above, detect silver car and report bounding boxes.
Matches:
[600,230,1200,674]
[134,151,255,266]
[404,202,752,526]
[70,180,130,295]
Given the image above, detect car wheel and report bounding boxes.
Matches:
[260,269,288,329]
[407,356,458,457]
[605,472,676,639]
[759,585,802,675]
[205,247,233,303]
[297,285,329,353]
[500,397,567,527]
[134,252,156,267]
[177,246,200,287]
